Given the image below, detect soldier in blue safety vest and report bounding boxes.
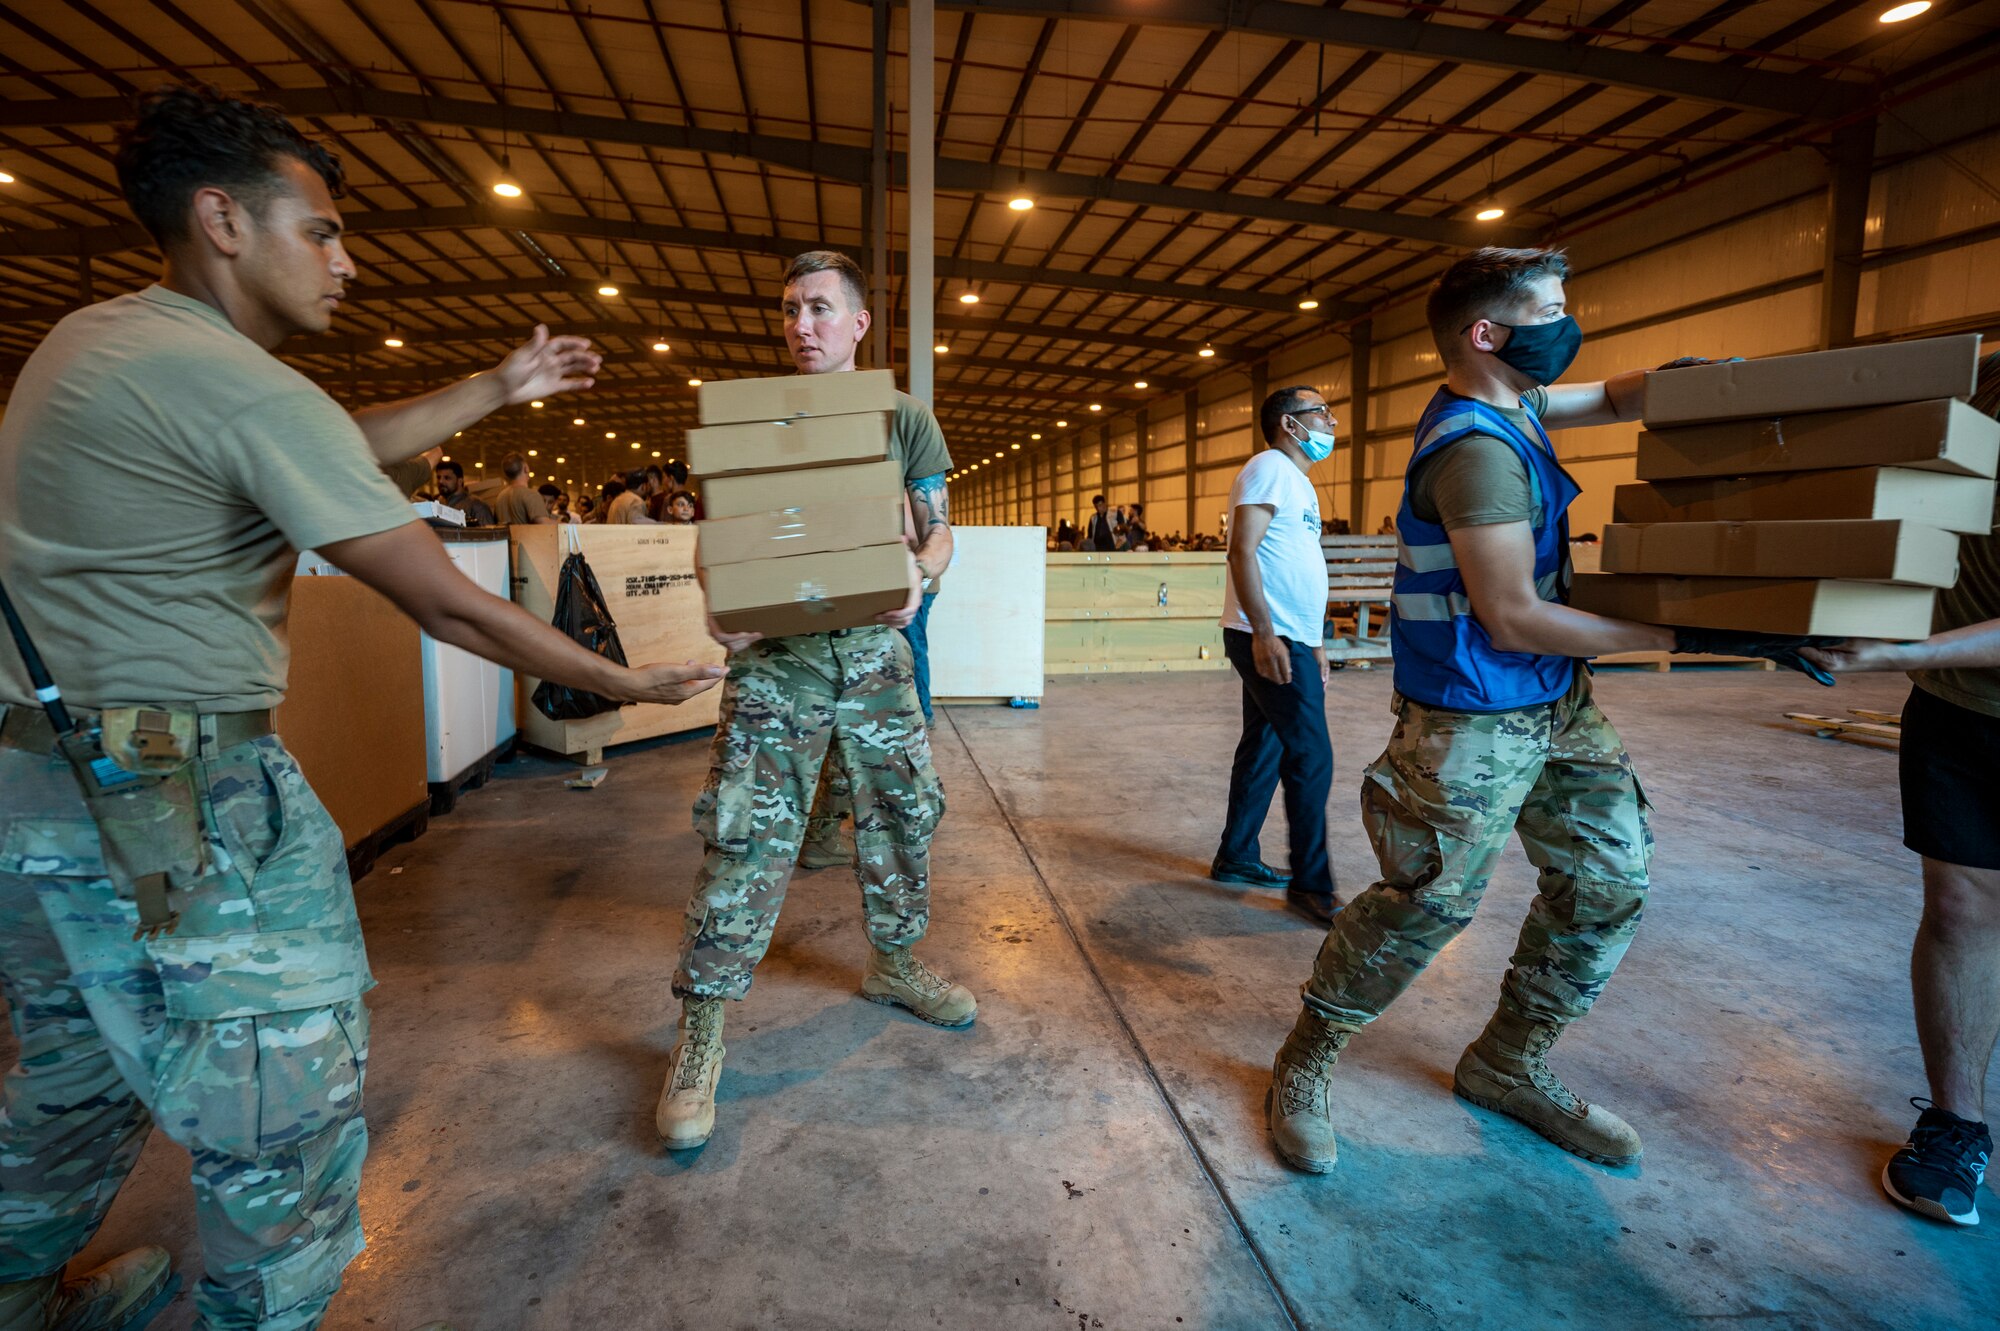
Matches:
[1263,246,1831,1175]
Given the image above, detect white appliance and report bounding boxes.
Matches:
[423,534,516,788]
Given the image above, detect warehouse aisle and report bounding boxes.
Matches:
[39,668,2000,1331]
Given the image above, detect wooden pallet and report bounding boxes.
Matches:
[1594,651,1775,672]
[1784,710,1902,743]
[426,738,515,816]
[347,799,430,883]
[520,724,717,768]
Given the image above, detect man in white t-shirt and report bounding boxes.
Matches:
[1213,386,1340,923]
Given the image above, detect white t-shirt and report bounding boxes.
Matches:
[1219,449,1329,648]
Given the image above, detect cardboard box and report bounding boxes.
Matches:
[1636,398,1998,482]
[697,495,906,568]
[1641,334,1981,427]
[702,459,904,521]
[697,369,898,426]
[1612,468,1998,535]
[1600,520,1961,588]
[686,411,892,478]
[706,542,916,638]
[1570,572,1937,640]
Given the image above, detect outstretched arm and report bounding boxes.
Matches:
[350,326,602,464]
[1805,619,2000,674]
[1451,520,1673,657]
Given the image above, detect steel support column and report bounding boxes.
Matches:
[1183,390,1199,540]
[907,0,936,403]
[869,0,892,369]
[1820,119,1875,350]
[1347,318,1373,533]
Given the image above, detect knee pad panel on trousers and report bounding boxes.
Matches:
[254,1205,365,1325]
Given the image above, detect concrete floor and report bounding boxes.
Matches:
[29,665,2000,1330]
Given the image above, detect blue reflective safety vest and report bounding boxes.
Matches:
[1389,386,1582,712]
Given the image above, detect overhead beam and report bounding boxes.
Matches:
[0,87,1535,249]
[934,1,1870,120]
[0,204,1358,320]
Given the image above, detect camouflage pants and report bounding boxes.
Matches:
[0,721,372,1329]
[1304,670,1652,1028]
[675,627,945,1000]
[802,593,938,850]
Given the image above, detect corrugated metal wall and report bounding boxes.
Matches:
[956,106,2000,539]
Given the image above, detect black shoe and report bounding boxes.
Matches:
[1883,1098,1990,1226]
[1212,856,1289,888]
[1286,887,1341,925]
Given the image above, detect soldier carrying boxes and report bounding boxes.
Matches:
[656,252,971,1152]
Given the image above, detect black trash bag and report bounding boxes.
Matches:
[531,551,630,721]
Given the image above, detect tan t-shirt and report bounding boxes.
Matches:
[492,483,550,526]
[1407,387,1552,530]
[0,285,416,710]
[1912,488,2000,718]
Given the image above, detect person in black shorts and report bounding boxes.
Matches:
[1806,353,2000,1227]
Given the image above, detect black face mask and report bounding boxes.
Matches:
[1487,315,1583,386]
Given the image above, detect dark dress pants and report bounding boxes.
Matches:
[1217,628,1335,897]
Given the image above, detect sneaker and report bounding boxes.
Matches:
[1883,1098,1990,1226]
[1212,856,1289,889]
[0,1246,176,1331]
[1286,886,1341,925]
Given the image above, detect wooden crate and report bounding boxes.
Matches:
[1046,552,1229,675]
[275,576,429,868]
[510,524,726,763]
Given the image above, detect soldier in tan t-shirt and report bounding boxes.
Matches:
[0,88,722,1330]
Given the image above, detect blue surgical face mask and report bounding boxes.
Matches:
[1488,314,1583,386]
[1286,416,1337,463]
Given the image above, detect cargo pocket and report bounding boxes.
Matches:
[693,727,759,852]
[148,988,369,1161]
[0,818,109,883]
[1359,770,1456,892]
[888,731,945,844]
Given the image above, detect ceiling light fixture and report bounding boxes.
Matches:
[1298,298,1319,311]
[652,340,670,352]
[383,336,404,348]
[1056,419,1068,427]
[959,291,980,305]
[1474,204,1507,222]
[688,378,703,387]
[1008,195,1034,212]
[934,343,950,354]
[556,456,567,463]
[1134,380,1149,389]
[605,431,616,439]
[652,451,661,458]
[1088,403,1102,412]
[0,170,15,185]
[573,417,585,426]
[630,442,640,450]
[528,449,539,457]
[493,175,523,199]
[1011,442,1021,450]
[1031,433,1042,441]
[597,284,620,297]
[1198,344,1215,358]
[1880,1,1931,19]
[530,399,544,408]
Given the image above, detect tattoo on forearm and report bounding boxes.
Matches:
[910,471,951,533]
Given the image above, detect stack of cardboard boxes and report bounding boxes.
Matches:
[688,369,917,638]
[1571,333,1996,641]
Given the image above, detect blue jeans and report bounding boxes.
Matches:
[901,592,938,723]
[1217,628,1335,898]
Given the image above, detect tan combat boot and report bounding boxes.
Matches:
[0,1246,174,1331]
[1267,1010,1353,1173]
[655,997,726,1150]
[1453,1007,1641,1166]
[861,945,977,1027]
[796,831,853,871]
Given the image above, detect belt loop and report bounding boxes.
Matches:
[198,711,221,753]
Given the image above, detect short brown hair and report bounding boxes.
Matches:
[501,452,528,481]
[783,250,868,313]
[1426,247,1571,362]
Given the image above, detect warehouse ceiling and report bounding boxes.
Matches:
[1,0,1997,486]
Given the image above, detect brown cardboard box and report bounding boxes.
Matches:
[1570,572,1937,640]
[1600,520,1960,588]
[698,495,906,568]
[1612,468,1998,535]
[1641,334,1981,427]
[702,459,905,520]
[706,543,916,638]
[686,411,892,478]
[275,576,428,852]
[1637,398,1999,482]
[697,369,898,426]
